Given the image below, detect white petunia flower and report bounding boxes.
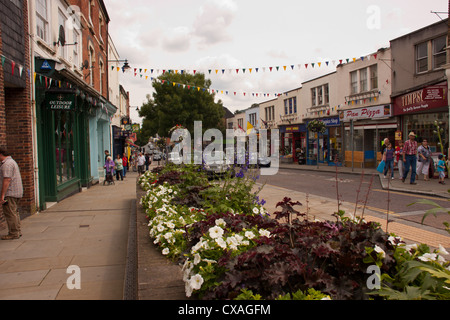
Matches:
[193,253,201,265]
[215,219,226,227]
[259,229,271,238]
[418,253,437,262]
[245,231,255,240]
[189,274,204,290]
[437,244,449,256]
[374,245,386,258]
[215,237,227,249]
[209,226,224,239]
[162,248,170,255]
[252,207,259,214]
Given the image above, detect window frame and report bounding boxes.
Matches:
[416,41,428,74]
[432,35,447,69]
[36,0,49,42]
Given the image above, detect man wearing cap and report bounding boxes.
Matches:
[402,132,418,185]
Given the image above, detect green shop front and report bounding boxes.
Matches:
[34,58,101,209]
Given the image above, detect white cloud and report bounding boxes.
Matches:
[162,26,192,52]
[192,0,238,48]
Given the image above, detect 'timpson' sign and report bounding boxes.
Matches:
[393,84,447,115]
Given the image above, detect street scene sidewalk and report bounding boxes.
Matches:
[0,163,449,300]
[0,171,137,300]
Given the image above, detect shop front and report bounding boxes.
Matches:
[393,82,449,158]
[341,104,396,169]
[280,124,307,163]
[306,117,342,166]
[34,58,100,209]
[89,98,116,184]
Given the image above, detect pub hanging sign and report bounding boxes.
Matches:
[46,92,76,111]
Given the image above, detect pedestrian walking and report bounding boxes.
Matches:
[0,148,23,240]
[381,138,390,155]
[416,139,432,181]
[383,143,395,179]
[145,153,151,171]
[395,141,404,180]
[104,156,115,185]
[137,152,146,176]
[115,154,124,181]
[104,150,110,163]
[402,132,418,185]
[122,153,128,178]
[437,154,446,185]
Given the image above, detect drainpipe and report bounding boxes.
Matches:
[28,0,40,212]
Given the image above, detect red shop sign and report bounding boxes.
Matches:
[393,83,448,115]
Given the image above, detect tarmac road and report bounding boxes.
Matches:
[259,168,450,232]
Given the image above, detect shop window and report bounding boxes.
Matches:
[404,113,449,153]
[55,110,75,185]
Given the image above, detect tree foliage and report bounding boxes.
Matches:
[139,73,225,141]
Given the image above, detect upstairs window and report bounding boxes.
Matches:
[36,0,49,42]
[433,36,447,69]
[416,42,428,73]
[370,65,378,90]
[350,71,358,94]
[359,68,368,92]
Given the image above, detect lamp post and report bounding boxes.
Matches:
[108,59,131,72]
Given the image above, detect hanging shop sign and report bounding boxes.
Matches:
[393,83,448,116]
[46,92,76,111]
[339,105,391,121]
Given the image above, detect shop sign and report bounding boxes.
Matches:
[46,92,76,111]
[393,84,447,115]
[285,124,306,132]
[340,105,391,121]
[286,126,299,132]
[321,117,340,127]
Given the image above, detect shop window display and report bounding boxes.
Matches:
[55,110,75,185]
[404,113,449,154]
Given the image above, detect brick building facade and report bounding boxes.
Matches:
[71,0,110,99]
[0,0,35,228]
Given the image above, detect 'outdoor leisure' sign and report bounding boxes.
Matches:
[46,92,76,111]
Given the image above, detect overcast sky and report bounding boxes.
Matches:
[104,0,448,124]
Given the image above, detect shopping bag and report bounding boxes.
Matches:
[377,161,385,173]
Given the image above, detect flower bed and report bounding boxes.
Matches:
[139,164,450,300]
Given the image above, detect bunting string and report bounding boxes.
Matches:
[116,53,379,100]
[0,54,27,78]
[112,53,379,78]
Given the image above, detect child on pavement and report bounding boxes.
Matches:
[437,154,446,185]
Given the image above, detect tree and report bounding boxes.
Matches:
[139,73,225,139]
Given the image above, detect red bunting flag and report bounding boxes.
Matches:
[11,61,16,75]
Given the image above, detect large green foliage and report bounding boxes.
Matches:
[139,73,225,139]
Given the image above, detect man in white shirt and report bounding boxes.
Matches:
[137,152,146,175]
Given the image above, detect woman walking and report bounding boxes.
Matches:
[115,154,124,181]
[383,143,395,180]
[417,139,431,181]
